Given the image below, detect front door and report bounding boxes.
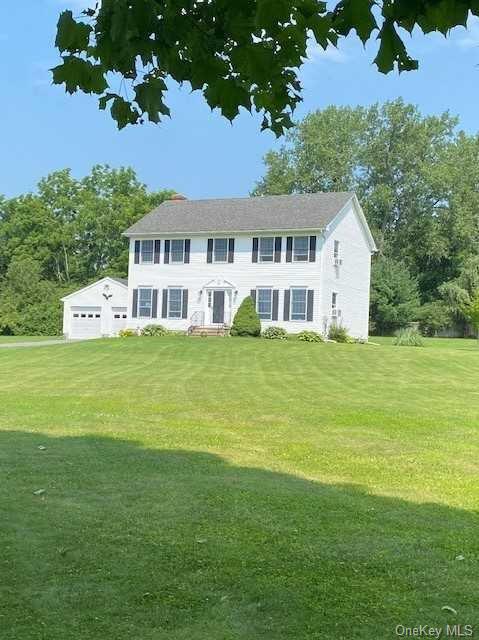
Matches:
[212,290,225,324]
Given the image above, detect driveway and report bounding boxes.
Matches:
[0,339,76,349]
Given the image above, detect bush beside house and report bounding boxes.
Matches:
[230,297,261,337]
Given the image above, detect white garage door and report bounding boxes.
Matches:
[71,307,102,339]
[112,307,128,335]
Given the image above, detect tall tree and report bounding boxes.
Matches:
[0,166,173,284]
[254,100,478,302]
[52,1,479,135]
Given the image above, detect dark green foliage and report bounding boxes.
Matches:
[262,326,288,340]
[230,297,261,337]
[370,257,420,335]
[393,327,425,347]
[255,101,479,330]
[141,324,169,337]
[0,257,66,336]
[328,324,353,343]
[53,3,479,135]
[418,301,454,337]
[297,330,324,343]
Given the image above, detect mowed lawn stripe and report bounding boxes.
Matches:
[0,337,478,639]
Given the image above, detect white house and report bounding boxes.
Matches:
[61,277,128,339]
[123,192,376,338]
[62,192,376,340]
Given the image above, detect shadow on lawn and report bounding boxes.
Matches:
[1,431,477,640]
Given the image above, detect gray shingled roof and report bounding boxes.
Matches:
[110,277,128,286]
[124,192,354,236]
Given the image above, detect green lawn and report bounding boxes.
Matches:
[0,337,477,639]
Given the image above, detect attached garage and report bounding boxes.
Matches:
[61,277,128,339]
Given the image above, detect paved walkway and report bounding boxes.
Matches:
[0,339,74,349]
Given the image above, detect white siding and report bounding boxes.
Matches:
[320,201,372,339]
[126,202,373,338]
[62,278,128,338]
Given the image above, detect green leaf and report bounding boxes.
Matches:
[109,96,140,129]
[55,11,91,52]
[374,21,419,74]
[134,78,170,123]
[332,0,377,43]
[51,56,107,94]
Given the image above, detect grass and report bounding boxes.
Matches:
[0,337,478,639]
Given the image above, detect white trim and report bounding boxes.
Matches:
[61,277,127,302]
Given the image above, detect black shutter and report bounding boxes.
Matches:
[250,289,256,305]
[184,239,190,264]
[134,240,140,264]
[151,289,158,318]
[252,237,259,263]
[182,289,188,319]
[283,289,290,320]
[309,236,316,262]
[272,290,279,320]
[207,238,213,263]
[154,240,161,264]
[274,237,282,263]
[164,240,170,264]
[286,237,293,262]
[162,289,168,318]
[228,238,235,263]
[132,289,138,318]
[307,289,314,321]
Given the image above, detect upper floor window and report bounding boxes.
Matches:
[256,288,273,320]
[293,236,309,262]
[171,239,185,263]
[334,240,340,258]
[259,237,274,262]
[168,288,183,318]
[213,238,228,263]
[332,292,338,313]
[138,287,153,318]
[290,287,307,320]
[140,240,154,264]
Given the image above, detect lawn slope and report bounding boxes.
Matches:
[0,337,478,639]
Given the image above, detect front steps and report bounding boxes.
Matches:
[188,325,229,337]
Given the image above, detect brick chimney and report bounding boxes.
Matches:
[169,193,187,201]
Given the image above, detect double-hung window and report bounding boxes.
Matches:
[334,240,340,259]
[293,236,309,262]
[138,287,153,318]
[256,288,273,320]
[168,288,183,318]
[171,239,185,263]
[213,238,228,263]
[290,288,307,321]
[140,240,154,264]
[259,237,274,262]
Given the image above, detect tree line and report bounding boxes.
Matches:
[1,99,478,336]
[254,99,479,336]
[0,166,172,334]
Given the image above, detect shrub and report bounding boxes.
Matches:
[328,324,353,343]
[230,296,261,337]
[141,324,169,337]
[417,301,453,336]
[393,327,424,347]
[118,328,137,337]
[297,330,324,343]
[262,326,288,340]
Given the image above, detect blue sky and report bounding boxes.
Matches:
[1,1,479,200]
